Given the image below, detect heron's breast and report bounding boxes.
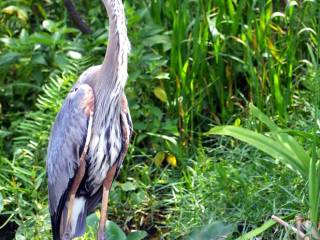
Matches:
[85,124,122,195]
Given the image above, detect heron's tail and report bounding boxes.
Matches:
[54,197,87,240]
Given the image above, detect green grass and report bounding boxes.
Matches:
[167,141,306,239]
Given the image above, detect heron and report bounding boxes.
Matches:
[46,0,132,239]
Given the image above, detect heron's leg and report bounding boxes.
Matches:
[97,96,131,240]
[97,164,117,240]
[62,157,86,239]
[63,111,94,238]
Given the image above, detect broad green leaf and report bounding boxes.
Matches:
[153,87,168,103]
[30,32,54,46]
[0,52,21,66]
[130,190,146,205]
[249,104,310,172]
[272,133,310,172]
[206,126,307,176]
[106,220,126,240]
[126,230,148,240]
[249,103,279,131]
[278,129,320,145]
[121,181,138,191]
[188,221,234,240]
[31,54,47,65]
[86,212,99,228]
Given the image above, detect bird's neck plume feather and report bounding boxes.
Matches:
[90,0,130,132]
[99,0,130,90]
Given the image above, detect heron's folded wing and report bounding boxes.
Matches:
[46,84,94,217]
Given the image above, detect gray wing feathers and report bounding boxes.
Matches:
[46,85,91,215]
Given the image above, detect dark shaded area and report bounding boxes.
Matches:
[0,215,18,240]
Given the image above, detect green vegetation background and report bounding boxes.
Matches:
[0,0,319,239]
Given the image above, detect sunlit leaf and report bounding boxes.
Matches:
[155,72,170,80]
[67,51,82,59]
[42,19,55,32]
[2,6,28,22]
[147,132,177,145]
[270,12,286,20]
[153,87,168,102]
[298,27,317,36]
[234,118,241,127]
[121,181,138,191]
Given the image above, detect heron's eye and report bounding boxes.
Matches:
[70,87,78,94]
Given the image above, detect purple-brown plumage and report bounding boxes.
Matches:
[46,0,132,239]
[80,85,95,116]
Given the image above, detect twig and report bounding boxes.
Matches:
[296,215,304,240]
[272,215,309,240]
[64,0,91,34]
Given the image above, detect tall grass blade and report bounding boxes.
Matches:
[206,125,308,176]
[236,219,276,240]
[249,104,310,171]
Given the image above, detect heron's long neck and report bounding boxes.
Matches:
[99,0,130,91]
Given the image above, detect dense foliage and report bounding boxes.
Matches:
[0,0,320,239]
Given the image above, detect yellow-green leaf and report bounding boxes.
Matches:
[2,6,28,23]
[2,6,17,15]
[154,87,168,103]
[153,152,165,167]
[234,118,241,127]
